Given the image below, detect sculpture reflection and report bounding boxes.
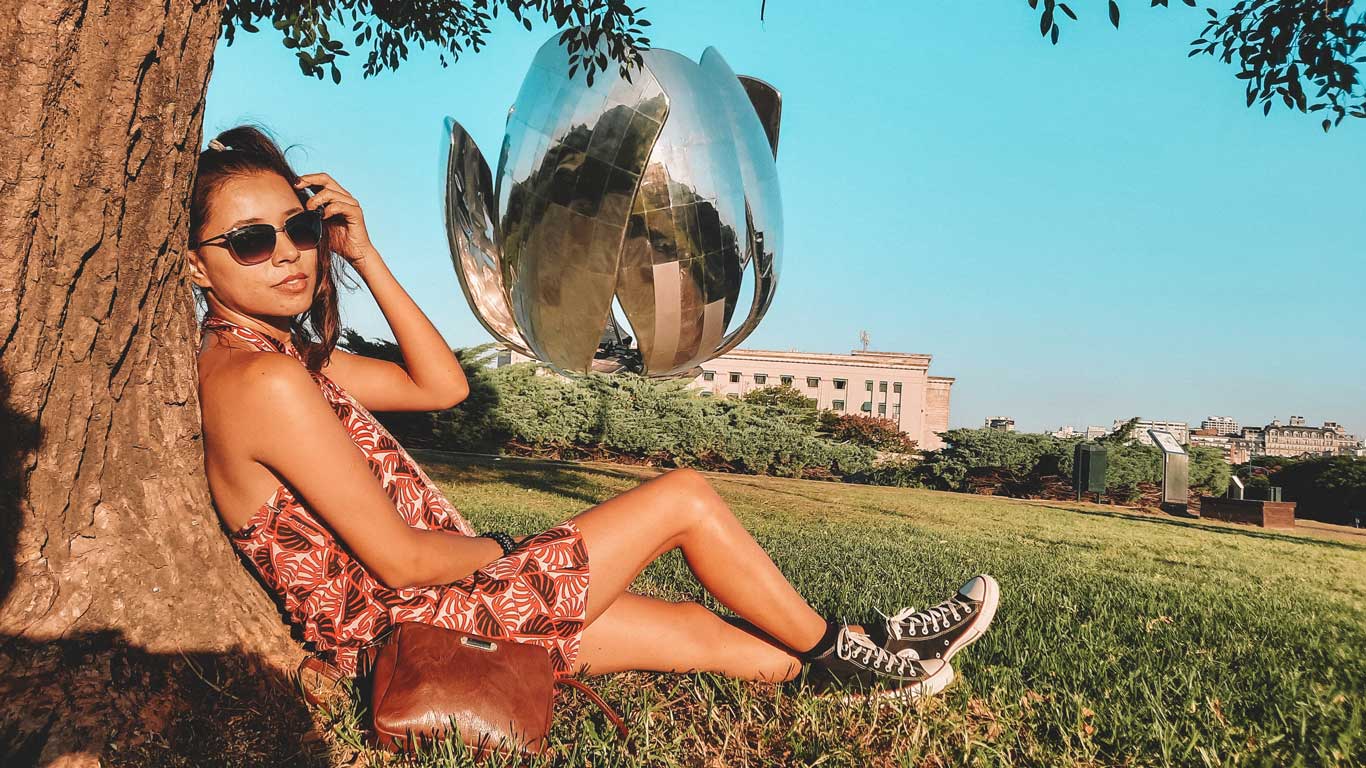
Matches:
[442,34,782,377]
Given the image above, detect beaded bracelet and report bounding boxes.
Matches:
[481,531,518,557]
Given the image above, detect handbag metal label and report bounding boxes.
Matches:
[460,636,498,653]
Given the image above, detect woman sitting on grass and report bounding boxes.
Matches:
[188,125,1000,702]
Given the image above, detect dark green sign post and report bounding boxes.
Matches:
[1074,443,1107,503]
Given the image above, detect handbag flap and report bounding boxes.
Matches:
[369,622,557,754]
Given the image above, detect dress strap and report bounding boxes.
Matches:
[201,314,306,363]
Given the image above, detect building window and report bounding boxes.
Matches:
[860,401,872,412]
[833,399,845,410]
[833,378,847,390]
[893,382,902,394]
[780,375,793,386]
[806,376,820,388]
[700,390,713,397]
[497,350,513,367]
[879,381,888,393]
[865,380,873,392]
[702,370,715,382]
[754,373,767,384]
[725,393,739,399]
[878,403,887,415]
[729,372,740,383]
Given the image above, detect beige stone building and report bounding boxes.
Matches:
[692,349,954,451]
[491,346,955,451]
[1261,419,1360,458]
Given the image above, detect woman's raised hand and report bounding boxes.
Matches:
[293,172,376,270]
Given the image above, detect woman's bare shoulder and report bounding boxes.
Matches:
[198,342,319,419]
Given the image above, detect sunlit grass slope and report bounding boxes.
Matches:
[318,452,1366,768]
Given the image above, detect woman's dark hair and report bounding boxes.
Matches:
[190,124,355,371]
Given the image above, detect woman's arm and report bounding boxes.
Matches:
[295,172,469,413]
[241,353,498,588]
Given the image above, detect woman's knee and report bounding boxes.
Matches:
[657,468,723,524]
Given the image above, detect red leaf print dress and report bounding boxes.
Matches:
[201,315,591,678]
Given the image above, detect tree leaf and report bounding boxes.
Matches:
[1109,0,1120,28]
[1051,24,1059,44]
[1059,3,1077,20]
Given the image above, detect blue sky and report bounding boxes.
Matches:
[204,1,1364,436]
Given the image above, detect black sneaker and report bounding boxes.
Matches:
[797,625,955,702]
[880,574,1000,662]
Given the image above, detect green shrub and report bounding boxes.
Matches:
[915,428,1075,492]
[1267,456,1366,524]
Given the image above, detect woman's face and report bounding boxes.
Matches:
[188,171,318,320]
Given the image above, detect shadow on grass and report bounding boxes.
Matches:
[1040,503,1366,552]
[0,632,325,768]
[413,449,649,506]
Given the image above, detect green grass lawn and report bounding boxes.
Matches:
[317,452,1366,768]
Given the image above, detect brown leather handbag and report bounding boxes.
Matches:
[301,621,626,759]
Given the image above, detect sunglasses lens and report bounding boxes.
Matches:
[227,225,277,265]
[285,209,323,250]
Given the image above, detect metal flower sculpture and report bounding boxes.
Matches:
[441,34,782,377]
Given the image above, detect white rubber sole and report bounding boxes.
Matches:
[942,574,1000,663]
[826,661,957,704]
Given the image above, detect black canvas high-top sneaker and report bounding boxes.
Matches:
[879,575,1000,662]
[796,625,955,702]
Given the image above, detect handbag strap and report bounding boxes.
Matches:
[297,656,347,709]
[556,678,629,740]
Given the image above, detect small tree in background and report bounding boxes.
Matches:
[742,385,820,429]
[818,413,919,454]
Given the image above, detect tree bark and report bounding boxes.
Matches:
[0,2,309,764]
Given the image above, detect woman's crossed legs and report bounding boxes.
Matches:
[565,468,836,682]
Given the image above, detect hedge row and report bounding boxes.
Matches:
[340,334,1230,499]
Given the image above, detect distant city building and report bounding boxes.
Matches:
[1048,424,1114,441]
[691,348,955,451]
[1260,418,1360,458]
[1114,418,1190,446]
[1200,416,1240,436]
[1190,428,1253,465]
[1182,419,1366,462]
[985,416,1016,433]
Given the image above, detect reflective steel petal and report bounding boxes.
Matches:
[443,34,782,378]
[498,35,670,375]
[737,75,782,159]
[442,117,531,355]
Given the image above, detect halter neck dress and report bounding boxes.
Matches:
[200,315,591,677]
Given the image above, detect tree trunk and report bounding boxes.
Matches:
[0,3,311,765]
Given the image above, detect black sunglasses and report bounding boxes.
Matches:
[192,208,324,266]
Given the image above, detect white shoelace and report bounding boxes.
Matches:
[837,628,914,676]
[882,596,968,640]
